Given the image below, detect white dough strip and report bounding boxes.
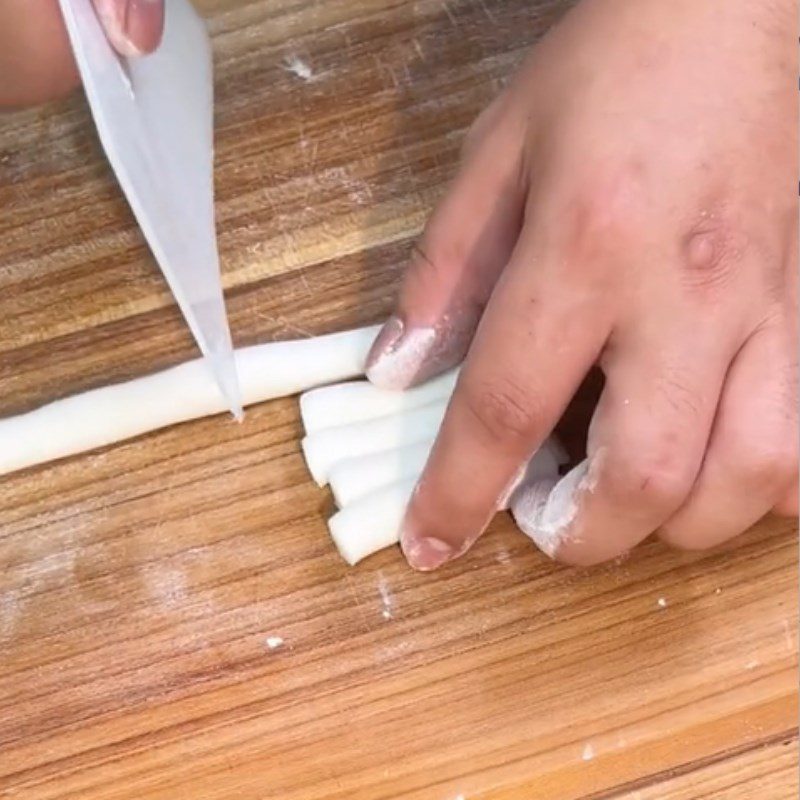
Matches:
[327,435,568,564]
[329,436,567,510]
[0,325,379,477]
[299,368,458,434]
[329,478,417,565]
[329,439,434,508]
[301,400,447,486]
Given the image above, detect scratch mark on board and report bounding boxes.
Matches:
[441,1,458,27]
[284,56,314,82]
[377,571,393,620]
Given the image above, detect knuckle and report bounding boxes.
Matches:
[736,438,798,494]
[561,164,645,263]
[654,367,703,421]
[605,438,695,512]
[680,209,747,292]
[462,375,542,443]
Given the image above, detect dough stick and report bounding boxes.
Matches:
[326,472,526,566]
[299,368,458,434]
[544,436,570,467]
[329,439,434,508]
[327,438,570,563]
[0,325,379,477]
[301,400,447,486]
[328,436,568,510]
[328,478,417,565]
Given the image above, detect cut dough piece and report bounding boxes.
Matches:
[328,435,567,510]
[299,368,458,434]
[326,441,567,564]
[328,478,416,565]
[544,435,570,467]
[0,325,379,477]
[329,439,433,508]
[301,400,447,486]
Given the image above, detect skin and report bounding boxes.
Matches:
[366,0,798,569]
[0,0,164,107]
[3,0,794,570]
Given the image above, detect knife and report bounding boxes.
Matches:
[57,0,243,420]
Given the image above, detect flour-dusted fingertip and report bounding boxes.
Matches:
[511,457,599,558]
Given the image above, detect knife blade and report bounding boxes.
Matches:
[57,0,243,419]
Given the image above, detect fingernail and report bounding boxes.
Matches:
[123,0,165,55]
[95,0,163,57]
[401,533,455,571]
[367,316,404,367]
[366,317,436,390]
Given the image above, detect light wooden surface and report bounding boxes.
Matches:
[0,1,797,798]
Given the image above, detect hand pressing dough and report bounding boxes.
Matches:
[298,367,571,565]
[299,369,458,434]
[326,437,567,565]
[0,325,379,476]
[301,400,448,486]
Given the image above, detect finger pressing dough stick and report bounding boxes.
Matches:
[328,436,568,510]
[328,446,567,565]
[0,325,379,477]
[301,400,447,486]
[299,368,458,434]
[328,462,557,566]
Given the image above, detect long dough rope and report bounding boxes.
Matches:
[0,325,378,476]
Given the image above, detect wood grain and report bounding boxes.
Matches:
[0,1,796,798]
[615,738,798,799]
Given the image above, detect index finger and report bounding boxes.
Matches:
[400,226,610,570]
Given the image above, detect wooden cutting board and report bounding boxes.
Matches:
[0,1,796,798]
